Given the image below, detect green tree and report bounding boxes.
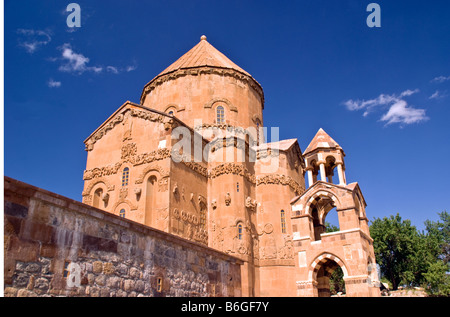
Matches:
[325,221,339,233]
[369,213,420,290]
[424,211,450,263]
[422,211,450,296]
[423,261,450,296]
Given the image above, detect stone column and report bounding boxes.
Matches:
[307,168,314,187]
[319,163,326,182]
[337,163,346,185]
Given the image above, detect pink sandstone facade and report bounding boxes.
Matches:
[80,36,381,297]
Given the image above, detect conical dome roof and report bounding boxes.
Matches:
[157,35,251,77]
[140,35,264,107]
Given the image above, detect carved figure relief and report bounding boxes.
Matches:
[245,197,257,210]
[225,192,231,206]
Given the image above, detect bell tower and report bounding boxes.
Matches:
[290,128,380,297]
[303,128,347,187]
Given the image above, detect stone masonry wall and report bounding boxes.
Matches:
[4,177,242,297]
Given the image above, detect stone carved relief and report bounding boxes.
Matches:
[211,220,223,250]
[84,148,171,181]
[256,174,305,196]
[119,188,128,200]
[83,162,123,181]
[278,235,294,260]
[209,163,256,184]
[198,195,207,207]
[245,197,257,211]
[157,207,170,231]
[82,195,92,204]
[158,177,169,192]
[182,161,208,178]
[225,193,231,206]
[172,208,208,245]
[260,234,277,259]
[134,188,141,200]
[102,193,110,204]
[121,143,137,160]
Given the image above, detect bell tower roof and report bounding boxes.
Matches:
[303,128,341,156]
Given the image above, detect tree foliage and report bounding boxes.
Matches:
[370,211,450,296]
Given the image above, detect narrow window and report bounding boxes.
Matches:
[238,223,243,240]
[236,182,239,192]
[168,110,174,116]
[256,121,260,146]
[216,105,225,124]
[122,167,129,187]
[281,209,286,233]
[157,277,163,292]
[119,209,126,218]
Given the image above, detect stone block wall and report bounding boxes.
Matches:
[4,177,242,297]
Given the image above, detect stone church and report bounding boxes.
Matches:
[81,36,380,297]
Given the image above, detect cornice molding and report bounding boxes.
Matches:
[140,66,265,109]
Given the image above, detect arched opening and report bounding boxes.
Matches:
[145,175,158,226]
[324,207,340,233]
[93,188,103,209]
[325,156,336,184]
[309,193,340,240]
[312,256,347,297]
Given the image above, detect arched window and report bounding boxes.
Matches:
[119,209,126,218]
[122,167,129,187]
[168,110,174,116]
[236,182,239,192]
[216,105,225,124]
[280,209,287,233]
[237,223,243,240]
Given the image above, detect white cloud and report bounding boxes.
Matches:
[53,43,136,76]
[343,89,428,126]
[47,79,61,88]
[429,90,447,100]
[17,29,51,53]
[106,66,119,74]
[58,43,102,74]
[380,100,429,125]
[431,75,450,83]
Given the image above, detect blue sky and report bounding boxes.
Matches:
[4,0,450,230]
